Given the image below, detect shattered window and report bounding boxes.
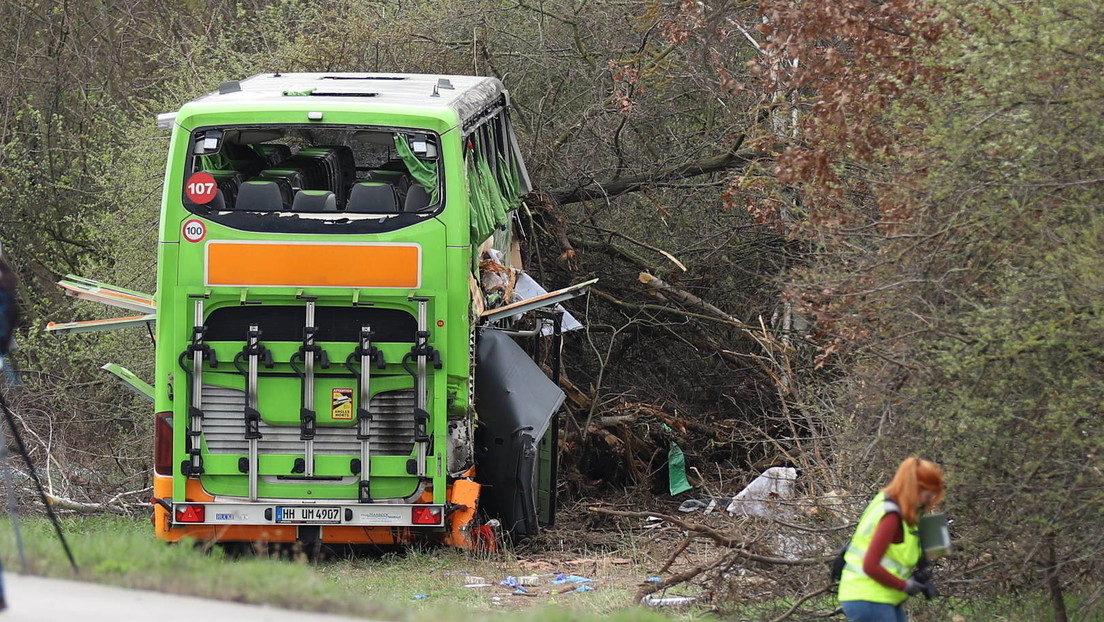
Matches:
[182,125,442,234]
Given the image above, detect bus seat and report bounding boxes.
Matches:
[307,145,356,193]
[220,142,268,177]
[368,170,412,197]
[253,143,292,167]
[280,153,335,197]
[202,170,243,206]
[346,182,399,214]
[235,180,291,211]
[396,175,413,196]
[256,168,306,192]
[404,184,432,211]
[367,169,405,183]
[291,190,338,212]
[297,146,356,204]
[207,189,227,210]
[377,159,408,172]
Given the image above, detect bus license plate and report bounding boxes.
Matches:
[275,506,342,524]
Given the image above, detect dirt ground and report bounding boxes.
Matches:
[432,493,801,614]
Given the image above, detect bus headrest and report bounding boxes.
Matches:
[291,190,338,212]
[346,182,398,214]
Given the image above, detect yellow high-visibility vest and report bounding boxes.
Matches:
[837,492,920,605]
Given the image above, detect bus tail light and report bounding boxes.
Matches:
[411,507,442,525]
[154,412,173,476]
[174,504,205,523]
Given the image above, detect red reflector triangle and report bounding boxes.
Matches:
[177,506,202,522]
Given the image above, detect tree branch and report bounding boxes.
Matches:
[590,507,831,565]
[546,148,767,205]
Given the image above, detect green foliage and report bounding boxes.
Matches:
[765,0,1104,615]
[907,223,1104,597]
[0,0,316,505]
[12,0,1099,616]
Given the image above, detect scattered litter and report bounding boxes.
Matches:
[575,584,595,592]
[464,582,493,588]
[413,594,430,600]
[642,595,697,607]
[677,498,717,513]
[491,596,503,606]
[667,440,693,495]
[645,576,663,583]
[500,576,528,592]
[464,575,487,584]
[726,466,797,518]
[550,573,594,584]
[510,590,537,597]
[516,575,540,586]
[564,557,605,566]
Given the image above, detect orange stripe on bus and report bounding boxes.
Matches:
[206,242,420,288]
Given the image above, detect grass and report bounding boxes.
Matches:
[2,516,1096,621]
[0,515,678,621]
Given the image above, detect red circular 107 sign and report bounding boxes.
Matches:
[185,172,218,204]
[182,219,206,243]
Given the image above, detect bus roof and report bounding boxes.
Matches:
[165,73,507,130]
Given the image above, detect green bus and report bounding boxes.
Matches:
[50,73,586,548]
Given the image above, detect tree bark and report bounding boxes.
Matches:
[1046,535,1069,622]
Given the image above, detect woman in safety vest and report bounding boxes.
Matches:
[838,457,944,622]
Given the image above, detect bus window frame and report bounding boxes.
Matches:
[180,123,446,235]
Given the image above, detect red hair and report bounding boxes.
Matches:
[882,456,944,526]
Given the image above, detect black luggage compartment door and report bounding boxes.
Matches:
[474,329,565,540]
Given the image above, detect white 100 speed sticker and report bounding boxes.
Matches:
[182,219,206,243]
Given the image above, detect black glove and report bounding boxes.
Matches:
[904,577,939,600]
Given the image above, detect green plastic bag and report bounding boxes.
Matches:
[667,441,693,495]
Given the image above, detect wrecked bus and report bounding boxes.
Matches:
[48,73,591,548]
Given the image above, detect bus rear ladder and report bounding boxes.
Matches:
[347,325,385,502]
[407,298,440,478]
[182,297,216,477]
[235,324,270,501]
[291,298,329,477]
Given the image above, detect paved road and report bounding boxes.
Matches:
[1,573,370,621]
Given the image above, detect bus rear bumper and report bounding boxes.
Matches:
[169,501,444,528]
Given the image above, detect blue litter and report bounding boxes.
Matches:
[413,594,429,600]
[550,574,595,584]
[646,576,663,582]
[575,584,595,592]
[500,576,528,593]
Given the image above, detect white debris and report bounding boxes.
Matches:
[512,273,583,334]
[642,595,697,607]
[725,466,797,518]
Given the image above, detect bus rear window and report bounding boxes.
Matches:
[182,126,442,234]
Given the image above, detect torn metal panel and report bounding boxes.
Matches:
[58,275,155,314]
[45,314,156,334]
[480,277,595,326]
[100,363,154,402]
[508,273,586,334]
